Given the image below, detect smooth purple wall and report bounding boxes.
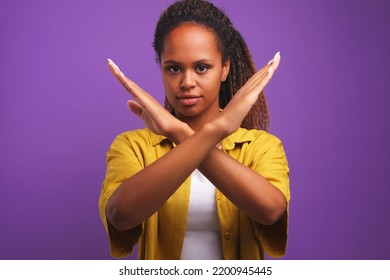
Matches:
[1,0,389,260]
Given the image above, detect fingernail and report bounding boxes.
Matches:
[108,58,120,71]
[269,52,281,64]
[267,65,273,73]
[108,58,125,77]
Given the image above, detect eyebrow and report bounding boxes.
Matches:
[161,59,214,66]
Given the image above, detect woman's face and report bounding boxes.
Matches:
[160,23,230,126]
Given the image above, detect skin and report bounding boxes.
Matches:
[106,23,286,231]
[161,24,230,131]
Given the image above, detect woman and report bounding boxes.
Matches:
[99,0,290,260]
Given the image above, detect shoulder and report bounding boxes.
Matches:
[113,128,166,145]
[108,129,168,155]
[224,128,287,163]
[115,128,154,140]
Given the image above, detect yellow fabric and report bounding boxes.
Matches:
[99,127,290,259]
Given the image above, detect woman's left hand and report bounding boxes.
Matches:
[214,52,281,137]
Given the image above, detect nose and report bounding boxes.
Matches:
[180,70,196,90]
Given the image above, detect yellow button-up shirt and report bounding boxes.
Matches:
[99,127,290,259]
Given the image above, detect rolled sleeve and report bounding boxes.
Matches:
[252,134,290,257]
[98,132,145,258]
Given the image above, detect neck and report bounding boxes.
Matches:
[176,109,220,132]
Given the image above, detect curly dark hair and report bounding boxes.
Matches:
[153,0,270,131]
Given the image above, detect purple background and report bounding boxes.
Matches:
[1,0,389,260]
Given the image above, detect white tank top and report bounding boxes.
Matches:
[180,169,223,259]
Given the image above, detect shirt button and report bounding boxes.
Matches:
[224,232,231,240]
[217,193,221,200]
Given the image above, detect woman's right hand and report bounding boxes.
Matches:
[108,59,191,143]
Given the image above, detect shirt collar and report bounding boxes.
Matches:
[149,127,255,150]
[149,130,170,147]
[221,127,254,150]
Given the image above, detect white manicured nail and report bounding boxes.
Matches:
[108,58,125,77]
[269,52,281,65]
[108,58,120,71]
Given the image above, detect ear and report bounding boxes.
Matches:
[221,57,230,82]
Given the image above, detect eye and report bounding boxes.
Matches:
[167,65,181,73]
[196,64,209,73]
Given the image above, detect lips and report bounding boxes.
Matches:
[177,94,201,106]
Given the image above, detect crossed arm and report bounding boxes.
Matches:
[105,53,287,231]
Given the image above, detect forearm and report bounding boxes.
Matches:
[106,122,223,231]
[168,123,286,225]
[170,122,287,225]
[198,149,287,225]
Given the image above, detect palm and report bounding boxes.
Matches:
[218,52,281,135]
[108,59,183,137]
[127,100,172,136]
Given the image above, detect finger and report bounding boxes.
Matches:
[265,52,281,82]
[248,52,281,89]
[251,63,277,93]
[239,66,271,93]
[268,52,281,72]
[107,58,134,94]
[251,63,277,92]
[108,58,125,79]
[107,59,136,95]
[256,51,281,79]
[127,100,143,117]
[256,52,281,80]
[107,58,150,101]
[237,52,280,99]
[240,52,279,91]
